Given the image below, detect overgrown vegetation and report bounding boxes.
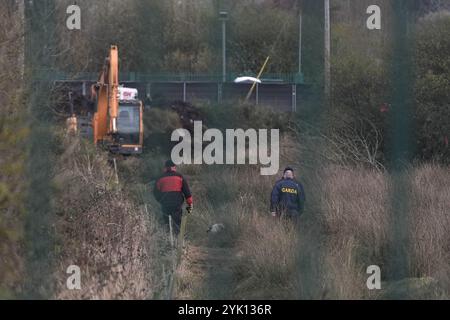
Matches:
[1,0,449,300]
[331,9,450,165]
[142,107,448,299]
[0,0,27,298]
[174,140,450,299]
[415,12,450,162]
[51,134,166,299]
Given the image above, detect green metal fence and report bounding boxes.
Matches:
[35,69,305,84]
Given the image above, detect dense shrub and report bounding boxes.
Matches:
[415,12,450,162]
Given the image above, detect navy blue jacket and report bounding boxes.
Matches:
[270,178,305,215]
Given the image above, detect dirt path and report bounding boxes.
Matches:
[175,244,239,299]
[165,171,242,299]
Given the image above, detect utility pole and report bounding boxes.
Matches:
[324,0,331,103]
[17,0,25,80]
[219,11,228,83]
[298,1,303,74]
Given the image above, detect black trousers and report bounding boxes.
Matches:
[162,207,183,235]
[277,209,301,225]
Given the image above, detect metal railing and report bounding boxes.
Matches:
[34,69,305,84]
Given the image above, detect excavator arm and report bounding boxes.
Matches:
[92,45,119,145]
[85,45,143,154]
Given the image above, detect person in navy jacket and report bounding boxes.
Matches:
[270,166,305,220]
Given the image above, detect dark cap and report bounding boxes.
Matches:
[165,159,176,168]
[284,166,294,173]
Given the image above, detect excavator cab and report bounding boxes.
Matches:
[113,100,143,154]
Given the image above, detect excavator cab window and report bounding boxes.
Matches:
[117,103,140,144]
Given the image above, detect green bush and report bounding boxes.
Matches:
[415,13,450,163]
[329,16,450,166]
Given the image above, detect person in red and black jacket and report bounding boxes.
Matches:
[154,160,193,235]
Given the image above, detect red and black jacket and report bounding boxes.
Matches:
[154,169,193,212]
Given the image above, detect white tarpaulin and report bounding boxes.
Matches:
[233,76,262,84]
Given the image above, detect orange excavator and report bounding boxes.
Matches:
[91,45,144,154]
[68,45,144,154]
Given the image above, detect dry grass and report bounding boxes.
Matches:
[317,165,389,299]
[52,136,165,299]
[234,215,300,299]
[222,163,450,299]
[0,1,26,298]
[176,132,449,299]
[51,126,449,300]
[409,164,450,288]
[47,122,449,300]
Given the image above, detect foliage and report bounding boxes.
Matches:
[415,12,450,162]
[0,0,27,298]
